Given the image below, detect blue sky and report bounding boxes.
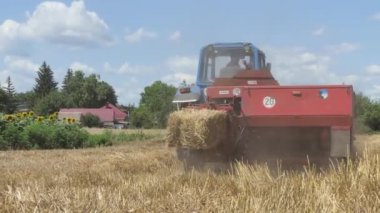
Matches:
[1,0,380,105]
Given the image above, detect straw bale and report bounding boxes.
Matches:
[166,109,227,149]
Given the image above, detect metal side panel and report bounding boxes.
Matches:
[173,92,200,103]
[330,127,351,157]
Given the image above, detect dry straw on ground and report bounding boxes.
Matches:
[166,109,227,149]
[0,135,380,212]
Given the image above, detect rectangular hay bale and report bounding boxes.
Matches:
[166,109,228,149]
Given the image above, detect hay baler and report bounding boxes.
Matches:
[171,43,353,168]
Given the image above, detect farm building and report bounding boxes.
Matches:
[59,103,128,127]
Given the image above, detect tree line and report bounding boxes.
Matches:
[355,93,380,132]
[0,61,177,129]
[0,62,117,115]
[2,63,379,131]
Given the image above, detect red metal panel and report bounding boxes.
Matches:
[241,86,353,117]
[213,79,279,86]
[233,70,275,79]
[240,115,351,127]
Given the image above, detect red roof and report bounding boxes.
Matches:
[100,103,127,121]
[59,103,127,123]
[59,108,115,122]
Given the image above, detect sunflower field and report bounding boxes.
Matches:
[0,112,90,150]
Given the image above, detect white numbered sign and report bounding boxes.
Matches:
[263,96,276,108]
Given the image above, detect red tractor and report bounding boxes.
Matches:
[172,43,354,168]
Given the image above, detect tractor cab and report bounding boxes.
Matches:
[196,43,270,88]
[173,43,272,105]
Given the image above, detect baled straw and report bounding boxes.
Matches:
[166,109,227,149]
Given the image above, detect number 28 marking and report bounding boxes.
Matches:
[263,96,276,108]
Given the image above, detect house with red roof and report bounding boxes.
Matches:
[58,103,127,127]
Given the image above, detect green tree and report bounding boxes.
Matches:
[0,88,6,112]
[355,92,371,117]
[62,70,85,107]
[14,91,37,111]
[34,61,58,97]
[363,101,380,131]
[80,113,102,127]
[96,81,117,106]
[62,70,117,108]
[3,76,17,113]
[134,81,176,128]
[33,91,67,115]
[130,105,154,128]
[62,68,73,92]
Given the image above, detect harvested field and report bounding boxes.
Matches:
[0,134,380,212]
[84,127,165,136]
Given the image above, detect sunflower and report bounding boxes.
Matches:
[22,112,28,118]
[28,111,35,117]
[5,114,14,121]
[36,116,44,123]
[48,115,55,121]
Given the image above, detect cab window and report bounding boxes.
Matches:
[258,52,266,68]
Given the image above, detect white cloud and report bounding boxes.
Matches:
[169,31,181,41]
[70,62,97,74]
[124,28,157,43]
[342,74,359,85]
[326,42,360,54]
[166,56,198,73]
[162,56,198,85]
[312,27,325,36]
[104,61,155,75]
[114,78,143,105]
[366,85,380,100]
[162,73,195,86]
[0,1,112,52]
[3,56,39,73]
[264,46,358,85]
[0,69,11,87]
[371,13,380,21]
[366,64,380,75]
[0,68,35,92]
[0,20,31,54]
[0,55,39,91]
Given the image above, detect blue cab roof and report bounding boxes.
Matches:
[201,42,259,51]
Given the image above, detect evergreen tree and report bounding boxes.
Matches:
[34,61,58,97]
[0,88,6,112]
[3,76,17,113]
[62,68,73,92]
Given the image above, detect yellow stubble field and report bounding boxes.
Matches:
[0,132,380,212]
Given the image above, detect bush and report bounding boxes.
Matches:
[24,123,89,149]
[85,130,112,147]
[112,131,156,143]
[52,125,89,148]
[24,123,57,149]
[130,106,154,129]
[363,102,380,131]
[0,135,8,150]
[2,123,30,150]
[80,113,102,128]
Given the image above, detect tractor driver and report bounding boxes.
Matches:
[219,55,243,78]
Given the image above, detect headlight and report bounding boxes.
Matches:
[232,88,241,96]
